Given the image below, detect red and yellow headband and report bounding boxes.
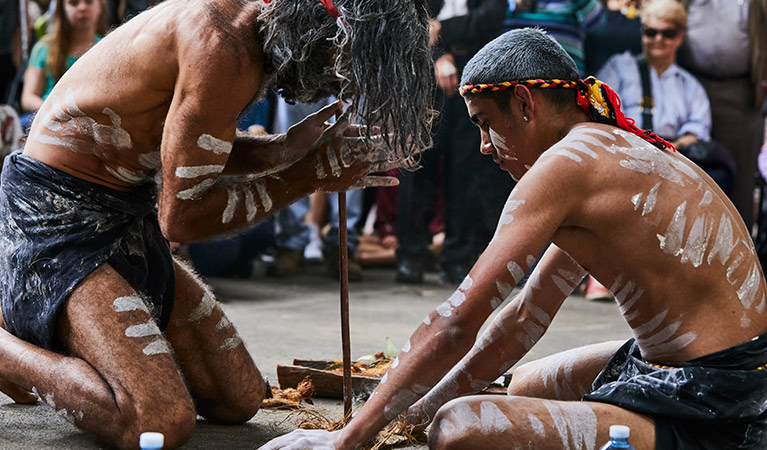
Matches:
[460,77,675,151]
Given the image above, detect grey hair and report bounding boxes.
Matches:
[460,28,580,111]
[259,0,434,162]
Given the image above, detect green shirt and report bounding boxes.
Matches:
[28,35,102,101]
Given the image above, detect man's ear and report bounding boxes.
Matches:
[513,84,535,120]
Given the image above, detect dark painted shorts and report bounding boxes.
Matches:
[584,333,767,449]
[0,153,174,351]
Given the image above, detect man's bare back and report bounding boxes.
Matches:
[531,123,766,361]
[25,0,263,190]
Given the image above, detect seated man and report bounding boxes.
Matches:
[0,0,433,448]
[261,28,767,450]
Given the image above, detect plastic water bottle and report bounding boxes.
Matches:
[140,432,164,450]
[600,425,636,449]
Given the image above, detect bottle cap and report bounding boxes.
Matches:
[609,425,630,439]
[140,432,164,449]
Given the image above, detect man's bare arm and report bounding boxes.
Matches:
[406,246,587,426]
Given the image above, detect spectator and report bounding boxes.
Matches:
[504,0,607,76]
[677,0,767,230]
[20,0,107,129]
[598,0,734,192]
[584,0,645,75]
[396,0,513,286]
[267,97,365,281]
[0,0,20,104]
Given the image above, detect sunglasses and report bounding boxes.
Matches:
[642,27,680,39]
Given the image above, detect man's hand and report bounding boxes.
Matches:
[258,429,341,450]
[434,53,458,96]
[283,101,346,163]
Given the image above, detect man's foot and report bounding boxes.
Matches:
[585,276,612,301]
[395,258,424,284]
[266,248,305,277]
[327,248,363,282]
[304,224,325,263]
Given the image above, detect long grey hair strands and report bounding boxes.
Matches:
[259,0,434,163]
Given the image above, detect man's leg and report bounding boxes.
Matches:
[507,341,625,400]
[0,264,197,449]
[429,395,655,450]
[164,258,265,423]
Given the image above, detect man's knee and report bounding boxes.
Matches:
[117,394,196,449]
[507,360,538,396]
[428,398,482,450]
[196,372,265,424]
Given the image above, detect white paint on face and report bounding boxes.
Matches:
[105,165,145,184]
[489,127,510,152]
[139,151,161,169]
[177,178,217,200]
[528,413,546,437]
[680,214,713,267]
[479,401,513,434]
[175,165,225,178]
[222,186,240,224]
[643,181,662,216]
[113,294,149,313]
[143,339,172,355]
[198,134,233,155]
[188,291,217,322]
[402,339,411,353]
[657,201,688,256]
[507,261,525,285]
[255,181,273,212]
[699,190,713,207]
[125,320,161,338]
[543,401,598,450]
[737,263,761,309]
[708,214,738,265]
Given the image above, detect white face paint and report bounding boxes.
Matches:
[188,291,217,322]
[489,128,512,154]
[543,401,598,450]
[197,134,233,155]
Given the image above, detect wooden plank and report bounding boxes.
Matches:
[277,364,381,399]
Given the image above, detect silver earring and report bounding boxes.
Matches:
[523,116,529,122]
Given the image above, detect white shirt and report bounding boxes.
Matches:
[437,0,469,21]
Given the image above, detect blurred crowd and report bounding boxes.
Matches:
[1,0,765,288]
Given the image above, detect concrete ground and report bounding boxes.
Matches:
[0,262,631,449]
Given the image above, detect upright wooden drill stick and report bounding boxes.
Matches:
[338,191,353,419]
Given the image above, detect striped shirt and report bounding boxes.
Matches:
[504,0,606,74]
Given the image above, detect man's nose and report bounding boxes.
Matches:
[479,131,495,154]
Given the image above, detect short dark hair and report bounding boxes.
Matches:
[461,28,580,113]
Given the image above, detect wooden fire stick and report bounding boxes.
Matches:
[338,189,353,419]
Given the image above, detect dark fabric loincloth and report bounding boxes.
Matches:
[0,153,174,351]
[584,333,767,449]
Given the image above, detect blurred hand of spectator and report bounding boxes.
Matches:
[434,53,458,96]
[673,133,699,149]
